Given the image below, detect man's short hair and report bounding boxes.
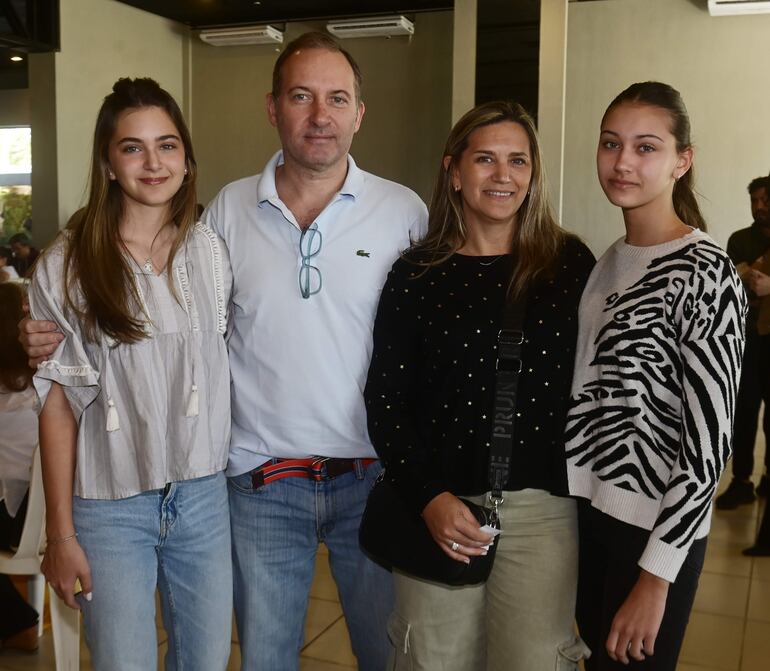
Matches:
[9,233,30,246]
[748,176,770,194]
[272,31,363,103]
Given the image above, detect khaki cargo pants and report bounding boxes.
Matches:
[387,489,590,671]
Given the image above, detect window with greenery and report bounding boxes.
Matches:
[0,127,32,242]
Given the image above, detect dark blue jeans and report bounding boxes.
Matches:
[576,501,706,671]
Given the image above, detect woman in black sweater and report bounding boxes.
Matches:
[364,102,594,671]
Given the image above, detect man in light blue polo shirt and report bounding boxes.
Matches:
[205,32,427,670]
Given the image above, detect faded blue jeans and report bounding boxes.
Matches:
[73,472,232,671]
[228,459,393,671]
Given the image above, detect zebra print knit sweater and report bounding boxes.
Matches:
[565,229,747,582]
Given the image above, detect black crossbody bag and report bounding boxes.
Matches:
[359,295,527,586]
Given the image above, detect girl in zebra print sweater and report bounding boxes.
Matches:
[565,83,747,670]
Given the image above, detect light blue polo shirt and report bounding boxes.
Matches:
[204,151,428,476]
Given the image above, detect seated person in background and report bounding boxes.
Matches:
[0,281,39,652]
[0,246,20,282]
[9,233,39,279]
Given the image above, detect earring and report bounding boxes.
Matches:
[453,184,460,192]
[184,167,188,175]
[108,170,116,180]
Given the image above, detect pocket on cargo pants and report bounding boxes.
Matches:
[387,612,413,671]
[556,636,591,670]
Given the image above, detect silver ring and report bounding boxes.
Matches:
[450,541,460,552]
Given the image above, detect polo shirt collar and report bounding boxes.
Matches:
[256,150,364,206]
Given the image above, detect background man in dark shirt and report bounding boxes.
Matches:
[717,176,770,509]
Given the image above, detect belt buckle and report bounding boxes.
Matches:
[311,456,331,481]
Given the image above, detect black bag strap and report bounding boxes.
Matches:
[488,292,527,514]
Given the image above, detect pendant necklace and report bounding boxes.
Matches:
[478,255,503,267]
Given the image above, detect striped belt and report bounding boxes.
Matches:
[250,457,377,489]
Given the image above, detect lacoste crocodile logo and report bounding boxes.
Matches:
[356,250,371,258]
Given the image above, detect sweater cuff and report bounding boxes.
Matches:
[638,538,687,583]
[390,471,447,515]
[410,479,450,515]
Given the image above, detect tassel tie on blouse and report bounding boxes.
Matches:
[178,258,199,419]
[102,339,120,432]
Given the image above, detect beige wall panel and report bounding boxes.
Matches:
[50,0,187,239]
[538,0,568,221]
[29,54,58,247]
[563,0,770,254]
[191,13,453,205]
[451,0,476,125]
[0,89,31,126]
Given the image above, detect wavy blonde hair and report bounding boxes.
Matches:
[411,101,568,299]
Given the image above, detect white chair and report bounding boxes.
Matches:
[0,448,81,670]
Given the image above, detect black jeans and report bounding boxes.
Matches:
[731,324,770,480]
[0,496,39,639]
[576,502,706,671]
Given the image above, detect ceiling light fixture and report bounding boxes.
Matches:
[708,0,770,15]
[326,15,415,39]
[199,25,283,46]
[10,56,23,62]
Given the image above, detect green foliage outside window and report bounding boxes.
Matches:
[0,187,32,241]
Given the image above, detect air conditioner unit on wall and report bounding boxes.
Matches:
[199,25,283,47]
[708,0,770,15]
[326,15,414,39]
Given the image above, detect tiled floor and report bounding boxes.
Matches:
[676,458,770,671]
[2,455,769,670]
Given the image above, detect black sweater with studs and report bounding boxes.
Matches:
[364,235,595,514]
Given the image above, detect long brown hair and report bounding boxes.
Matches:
[0,282,33,392]
[62,77,198,344]
[603,81,707,231]
[411,101,568,299]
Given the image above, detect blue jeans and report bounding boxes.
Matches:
[228,460,393,671]
[73,472,233,671]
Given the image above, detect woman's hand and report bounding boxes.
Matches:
[421,492,495,563]
[606,570,669,664]
[42,539,93,610]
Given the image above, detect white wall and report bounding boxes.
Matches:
[563,0,770,254]
[31,0,189,245]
